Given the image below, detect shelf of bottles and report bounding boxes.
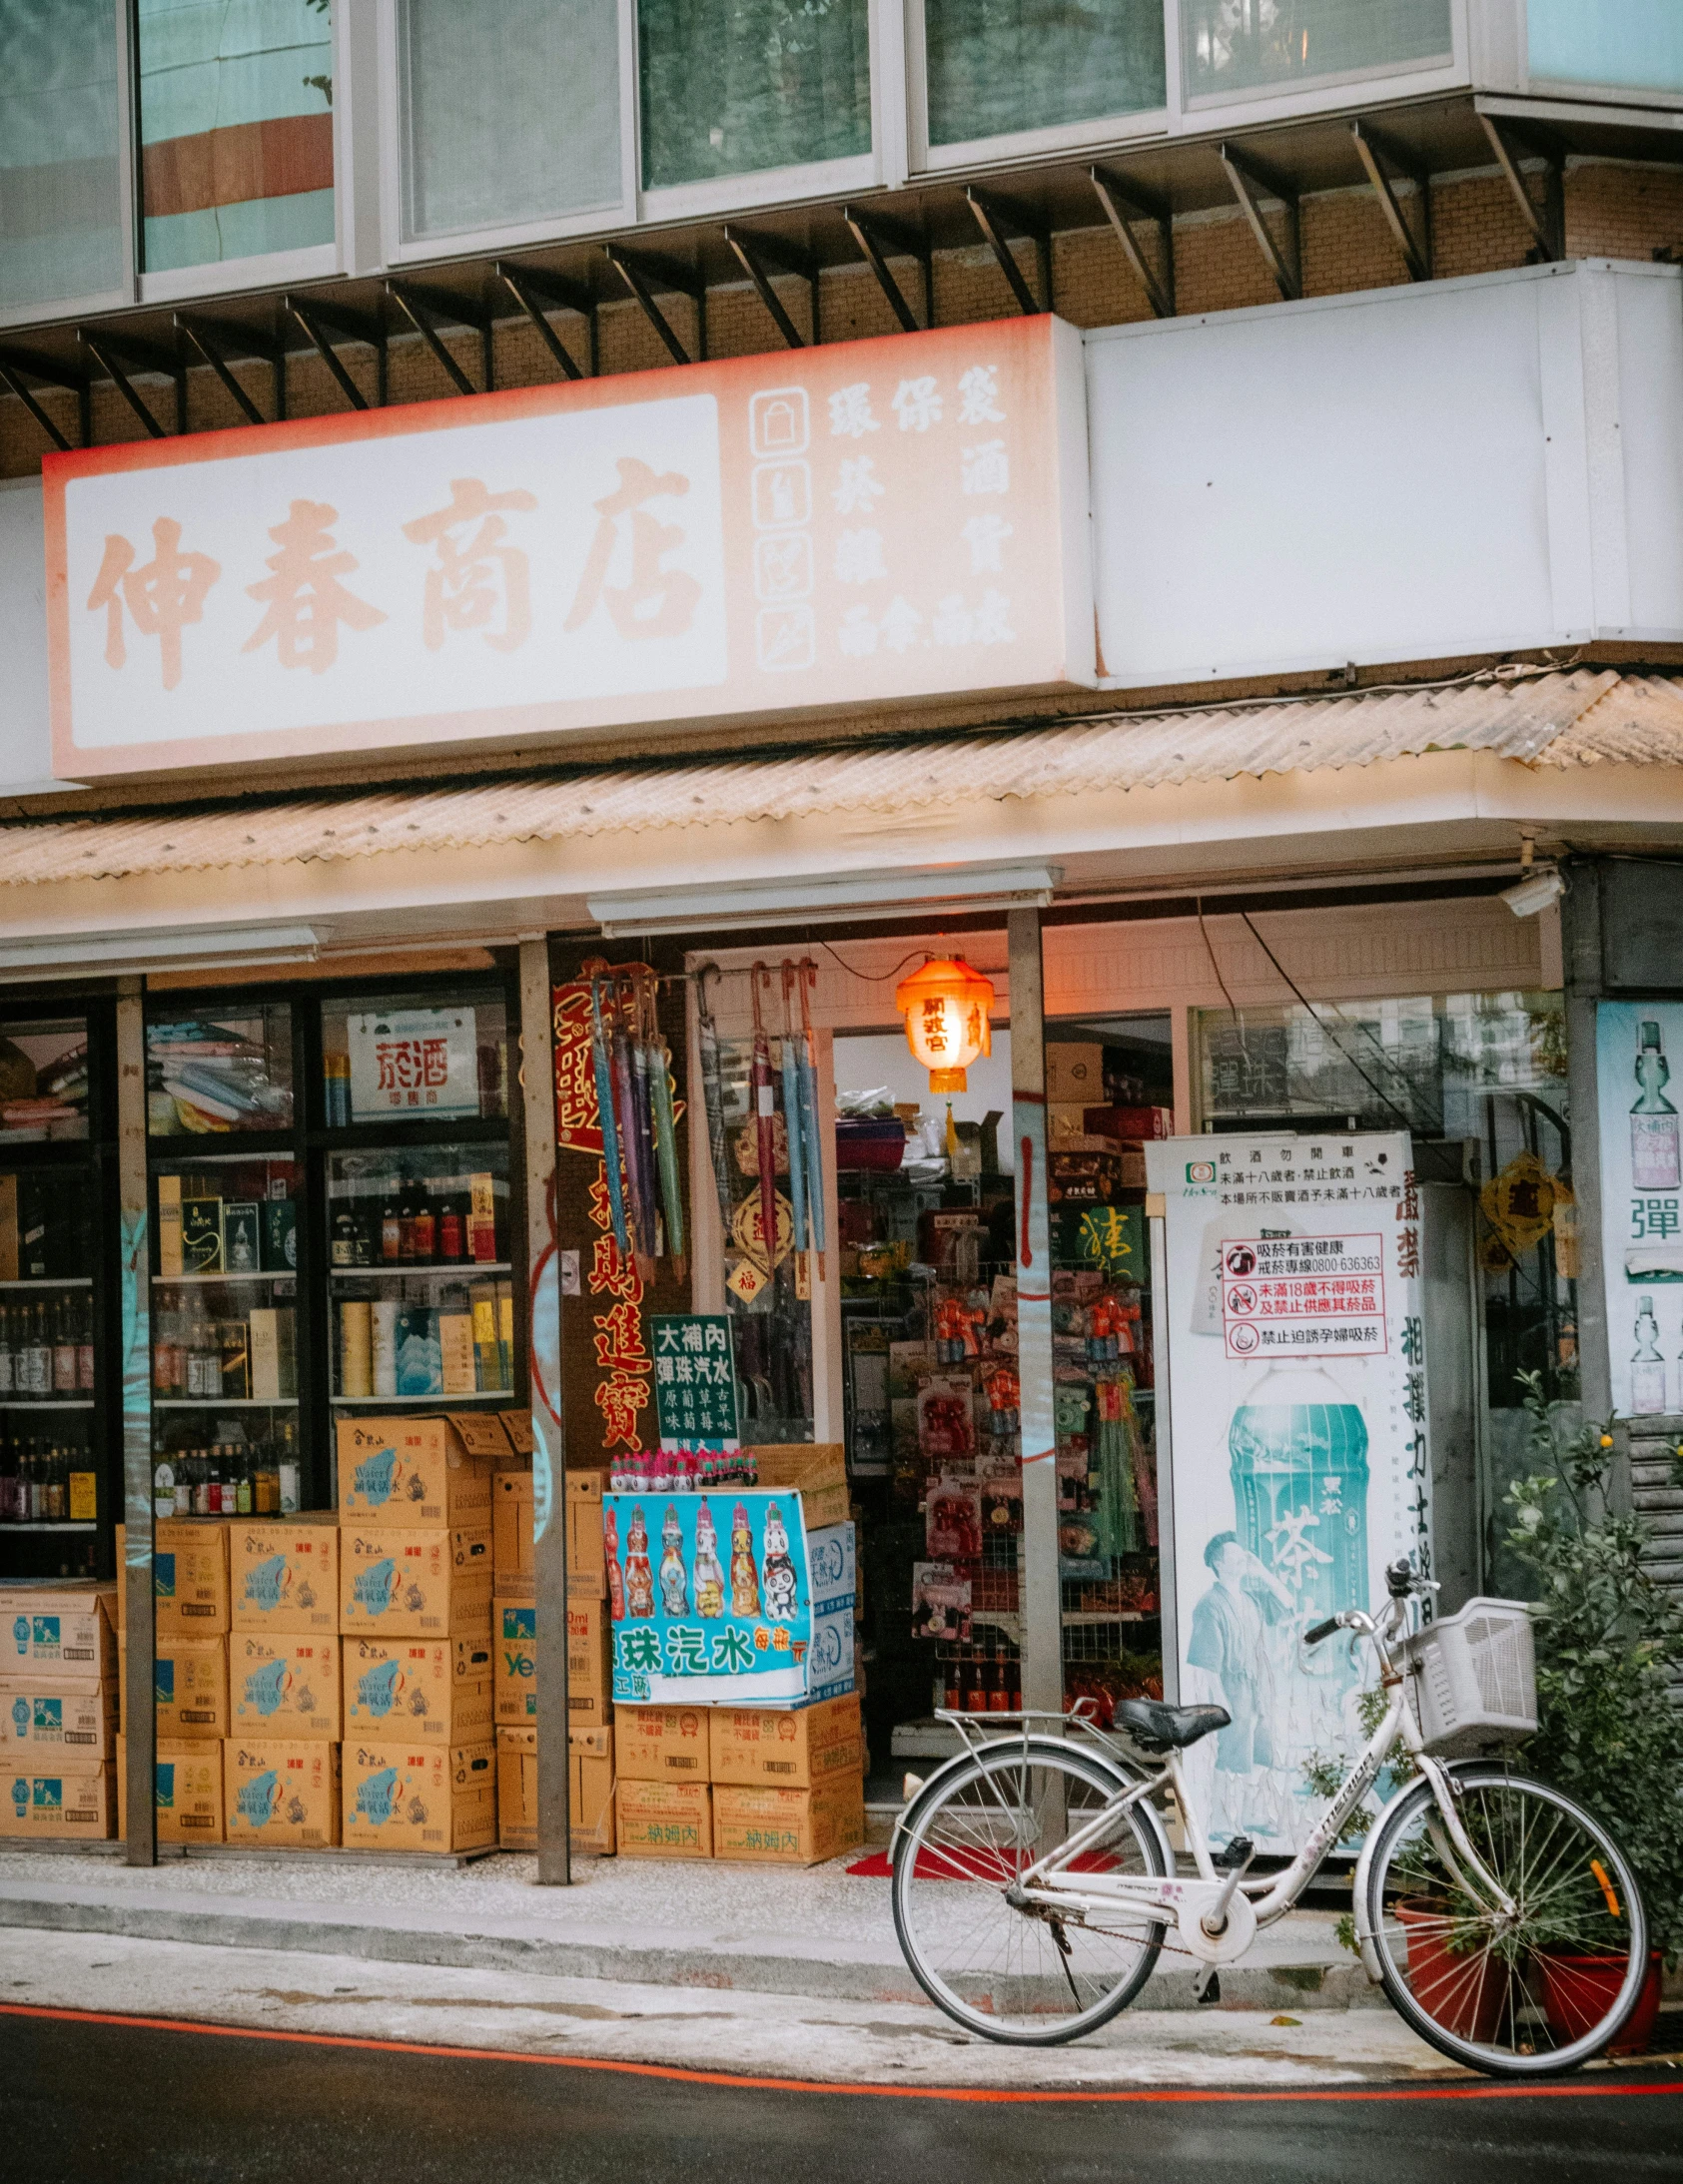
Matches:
[321,992,518,1412]
[149,1146,302,1522]
[0,1156,100,1532]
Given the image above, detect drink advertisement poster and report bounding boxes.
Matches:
[1597,1002,1683,1417]
[603,1490,854,1707]
[651,1314,741,1455]
[1145,1131,1429,1855]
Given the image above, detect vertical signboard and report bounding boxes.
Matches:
[1597,1002,1683,1417]
[1147,1131,1428,1855]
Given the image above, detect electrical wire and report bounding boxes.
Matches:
[1237,909,1418,1133]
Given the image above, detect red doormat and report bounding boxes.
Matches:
[845,1850,894,1877]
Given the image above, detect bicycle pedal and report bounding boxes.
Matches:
[1193,1966,1222,2005]
[1213,1835,1256,1871]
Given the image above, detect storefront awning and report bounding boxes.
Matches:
[2,666,1681,891]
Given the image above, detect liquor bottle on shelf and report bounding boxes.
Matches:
[76,1295,94,1392]
[278,1420,301,1514]
[331,1198,359,1268]
[25,1304,51,1396]
[52,1299,77,1393]
[412,1183,435,1262]
[381,1187,402,1265]
[0,1303,13,1396]
[438,1185,465,1263]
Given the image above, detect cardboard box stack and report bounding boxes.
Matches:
[112,1518,233,1844]
[491,1462,616,1855]
[226,1510,342,1847]
[1045,1042,1170,1193]
[338,1416,497,1853]
[0,1579,118,1841]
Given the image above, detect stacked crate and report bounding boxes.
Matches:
[614,1695,865,1864]
[337,1416,497,1852]
[0,1579,118,1841]
[224,1512,342,1846]
[116,1518,229,1844]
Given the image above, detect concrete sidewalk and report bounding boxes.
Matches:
[0,1844,1375,2013]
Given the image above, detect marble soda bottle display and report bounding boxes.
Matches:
[1631,1019,1682,1190]
[1226,1362,1370,1620]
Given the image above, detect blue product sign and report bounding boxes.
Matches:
[603,1489,813,1707]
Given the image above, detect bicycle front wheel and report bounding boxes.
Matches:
[891,1737,1169,2044]
[1365,1765,1649,2076]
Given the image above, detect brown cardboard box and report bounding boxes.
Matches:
[342,1739,496,1853]
[746,1445,849,1530]
[496,1724,616,1854]
[491,1471,608,1602]
[713,1777,865,1865]
[230,1516,339,1635]
[225,1737,342,1848]
[0,1679,116,1760]
[0,1581,116,1684]
[120,1634,227,1740]
[491,1592,611,1726]
[343,1635,492,1744]
[1,1757,112,1839]
[229,1633,341,1739]
[1048,1102,1116,1154]
[116,1733,223,1844]
[708,1694,863,1789]
[336,1415,499,1528]
[339,1526,491,1639]
[115,1521,229,1637]
[1044,1042,1106,1102]
[499,1411,534,1460]
[616,1777,711,1859]
[617,1703,711,1782]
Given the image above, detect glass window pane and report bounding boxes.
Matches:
[147,1007,294,1135]
[136,0,336,274]
[639,0,870,191]
[320,992,508,1125]
[0,0,122,311]
[925,0,1166,149]
[0,1017,89,1143]
[1181,0,1451,103]
[1529,0,1683,95]
[399,0,621,243]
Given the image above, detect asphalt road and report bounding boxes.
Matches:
[4,2005,1680,2184]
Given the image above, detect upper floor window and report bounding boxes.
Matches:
[136,0,336,274]
[398,0,622,244]
[1181,0,1452,104]
[924,0,1166,148]
[638,0,871,191]
[0,0,124,312]
[1528,0,1683,96]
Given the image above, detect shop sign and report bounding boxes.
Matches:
[1596,1002,1683,1416]
[604,1492,854,1706]
[651,1313,740,1454]
[44,318,1092,780]
[346,1006,478,1120]
[1145,1131,1429,1856]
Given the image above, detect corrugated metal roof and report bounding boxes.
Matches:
[4,666,1681,889]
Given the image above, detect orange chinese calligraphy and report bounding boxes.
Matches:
[595,1370,651,1450]
[402,476,537,654]
[243,498,387,674]
[591,1298,652,1376]
[86,518,221,691]
[563,457,700,641]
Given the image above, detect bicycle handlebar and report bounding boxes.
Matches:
[1304,1616,1344,1647]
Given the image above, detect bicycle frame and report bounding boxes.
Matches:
[933,1594,1517,1951]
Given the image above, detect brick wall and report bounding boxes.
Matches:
[6,158,1683,484]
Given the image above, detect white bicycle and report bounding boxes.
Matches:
[892,1561,1649,2075]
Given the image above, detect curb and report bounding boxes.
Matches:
[0,1886,1384,2012]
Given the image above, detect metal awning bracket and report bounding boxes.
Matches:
[284,294,387,410]
[603,244,703,366]
[0,346,89,450]
[1089,165,1175,319]
[493,261,593,380]
[965,186,1052,317]
[1350,120,1432,283]
[1477,112,1564,263]
[174,314,286,425]
[1219,141,1300,302]
[842,204,932,334]
[79,329,183,438]
[386,280,493,396]
[723,225,816,350]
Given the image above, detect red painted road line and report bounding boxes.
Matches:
[1,2002,1678,2106]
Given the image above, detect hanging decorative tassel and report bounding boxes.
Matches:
[587,972,630,1259]
[646,973,686,1280]
[749,964,779,1277]
[780,961,809,1266]
[694,965,733,1226]
[796,959,826,1278]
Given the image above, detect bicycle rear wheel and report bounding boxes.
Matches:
[1365,1765,1649,2076]
[891,1737,1170,2044]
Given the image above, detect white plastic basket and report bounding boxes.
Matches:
[1398,1597,1537,1758]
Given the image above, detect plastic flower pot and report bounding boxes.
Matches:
[1539,1948,1663,2055]
[1393,1896,1507,2043]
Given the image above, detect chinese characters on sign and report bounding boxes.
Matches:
[346,1007,478,1120]
[47,319,1091,778]
[1147,1131,1429,1859]
[651,1314,741,1455]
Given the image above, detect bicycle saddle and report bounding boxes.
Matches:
[1113,1699,1231,1751]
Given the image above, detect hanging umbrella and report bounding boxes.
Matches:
[796,959,827,1275]
[647,972,686,1278]
[694,965,733,1226]
[780,960,808,1261]
[587,972,629,1258]
[749,964,778,1277]
[609,977,652,1281]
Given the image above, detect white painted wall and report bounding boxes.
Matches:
[0,479,60,795]
[1085,259,1683,687]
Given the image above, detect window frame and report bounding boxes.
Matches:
[378,0,638,270]
[1174,0,1469,126]
[0,0,136,333]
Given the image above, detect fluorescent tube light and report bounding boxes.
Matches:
[588,864,1062,938]
[0,925,321,980]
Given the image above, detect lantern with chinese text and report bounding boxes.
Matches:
[895,958,996,1093]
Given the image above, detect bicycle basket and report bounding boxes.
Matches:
[1397,1597,1536,1758]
